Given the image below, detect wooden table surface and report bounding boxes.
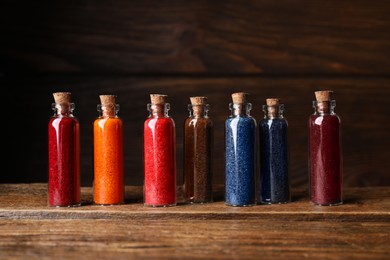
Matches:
[1,184,389,259]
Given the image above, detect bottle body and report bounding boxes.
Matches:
[183,104,213,203]
[144,103,177,206]
[93,104,124,205]
[48,105,80,207]
[259,105,290,204]
[309,100,342,205]
[225,103,256,206]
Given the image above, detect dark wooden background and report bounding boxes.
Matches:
[1,1,389,189]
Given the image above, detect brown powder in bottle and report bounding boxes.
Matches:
[183,96,213,203]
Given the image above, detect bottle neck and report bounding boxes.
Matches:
[52,103,75,116]
[98,104,119,118]
[148,103,170,118]
[188,104,209,118]
[263,104,284,119]
[313,100,336,115]
[230,103,252,116]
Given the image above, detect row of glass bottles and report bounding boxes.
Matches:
[48,93,124,207]
[48,91,342,207]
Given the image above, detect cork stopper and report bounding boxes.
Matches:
[190,96,207,105]
[53,92,71,104]
[266,98,280,106]
[315,90,333,102]
[99,94,117,106]
[150,94,168,105]
[231,92,249,104]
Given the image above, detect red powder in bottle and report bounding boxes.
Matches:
[144,114,176,206]
[48,117,80,206]
[144,95,177,206]
[309,92,342,206]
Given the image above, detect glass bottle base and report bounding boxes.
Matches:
[311,201,343,206]
[260,200,290,205]
[49,203,81,208]
[144,203,177,207]
[185,200,213,204]
[225,203,256,207]
[94,202,124,206]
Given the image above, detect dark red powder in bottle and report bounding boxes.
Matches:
[309,90,342,206]
[143,94,176,207]
[48,92,80,207]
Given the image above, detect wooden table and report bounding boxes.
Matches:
[1,184,389,259]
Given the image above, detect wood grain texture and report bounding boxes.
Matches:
[0,184,389,259]
[1,184,390,220]
[4,76,390,188]
[1,0,390,75]
[1,218,388,260]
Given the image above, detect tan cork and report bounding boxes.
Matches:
[231,92,249,104]
[190,96,207,105]
[53,92,71,104]
[99,95,117,106]
[266,98,280,106]
[150,94,168,104]
[315,90,333,102]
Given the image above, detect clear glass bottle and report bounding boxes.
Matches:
[144,94,177,207]
[48,92,80,207]
[183,96,213,204]
[309,90,343,206]
[225,92,257,206]
[93,95,124,205]
[259,98,290,204]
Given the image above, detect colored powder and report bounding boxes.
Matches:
[183,117,213,203]
[144,117,176,206]
[259,118,290,204]
[309,114,342,205]
[93,117,124,205]
[48,117,80,207]
[225,117,256,206]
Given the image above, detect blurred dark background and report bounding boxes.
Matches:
[1,1,389,189]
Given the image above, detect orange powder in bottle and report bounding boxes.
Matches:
[93,95,124,205]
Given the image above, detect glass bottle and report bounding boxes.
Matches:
[48,92,80,207]
[144,94,177,207]
[259,98,290,204]
[309,90,343,206]
[183,96,213,204]
[93,95,124,205]
[225,92,257,206]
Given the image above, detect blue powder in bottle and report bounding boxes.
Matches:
[259,98,290,204]
[225,92,257,206]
